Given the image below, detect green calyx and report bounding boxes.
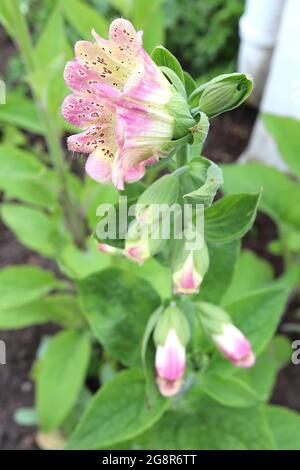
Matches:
[189,73,254,118]
[153,304,191,347]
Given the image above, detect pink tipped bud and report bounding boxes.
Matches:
[97,243,117,255]
[212,323,255,368]
[173,252,202,295]
[155,329,186,397]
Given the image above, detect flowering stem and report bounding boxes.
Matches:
[9,0,86,248]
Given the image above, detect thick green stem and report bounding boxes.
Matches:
[176,144,189,168]
[10,0,86,247]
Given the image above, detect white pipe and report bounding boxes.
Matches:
[237,0,286,106]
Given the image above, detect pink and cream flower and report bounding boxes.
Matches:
[212,323,256,368]
[62,18,190,190]
[155,329,186,397]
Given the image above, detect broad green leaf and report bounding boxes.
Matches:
[34,7,70,67]
[0,265,59,310]
[0,203,68,257]
[78,268,160,367]
[0,295,85,330]
[138,397,275,449]
[59,239,111,279]
[222,163,300,230]
[126,257,171,299]
[110,0,132,17]
[204,193,260,243]
[61,0,108,39]
[181,157,223,207]
[37,329,91,432]
[184,71,197,97]
[0,145,57,208]
[151,45,184,82]
[199,372,260,408]
[0,0,15,36]
[222,249,273,305]
[263,113,300,180]
[199,240,239,304]
[132,0,165,52]
[0,92,44,134]
[66,369,168,450]
[267,406,300,450]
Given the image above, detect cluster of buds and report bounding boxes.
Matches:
[153,304,190,397]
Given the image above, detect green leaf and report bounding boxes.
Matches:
[0,203,68,257]
[227,286,288,356]
[0,92,44,134]
[199,372,260,408]
[110,0,132,17]
[204,193,260,243]
[222,163,300,230]
[222,249,273,305]
[78,268,160,367]
[59,239,111,279]
[0,0,15,36]
[34,6,70,67]
[0,265,59,310]
[0,295,85,330]
[66,369,168,450]
[151,45,184,83]
[138,397,275,449]
[0,145,57,208]
[263,113,300,180]
[61,0,108,39]
[199,241,239,304]
[183,71,197,97]
[181,156,223,207]
[37,329,91,432]
[267,406,300,450]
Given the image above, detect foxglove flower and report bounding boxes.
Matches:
[212,323,255,368]
[62,18,194,190]
[153,304,190,397]
[172,235,209,295]
[155,329,186,397]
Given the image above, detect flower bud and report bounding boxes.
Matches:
[124,219,165,265]
[171,235,209,295]
[97,243,118,255]
[191,73,254,118]
[196,302,255,368]
[154,304,190,397]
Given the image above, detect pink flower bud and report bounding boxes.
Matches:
[212,323,255,368]
[97,243,117,254]
[155,329,186,397]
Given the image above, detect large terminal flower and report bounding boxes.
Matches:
[62,18,193,190]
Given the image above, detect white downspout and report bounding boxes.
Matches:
[238,0,286,106]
